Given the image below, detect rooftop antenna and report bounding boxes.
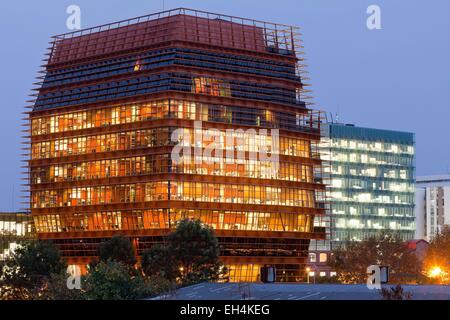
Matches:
[335,105,340,123]
[162,0,165,11]
[11,184,14,212]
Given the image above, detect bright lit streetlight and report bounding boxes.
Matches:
[306,267,311,284]
[429,266,443,278]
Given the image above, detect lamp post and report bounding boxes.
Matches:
[429,266,445,283]
[306,267,311,284]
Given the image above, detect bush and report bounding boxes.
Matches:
[1,221,226,300]
[141,244,179,281]
[82,260,150,300]
[39,271,84,300]
[314,275,341,284]
[329,232,422,284]
[141,219,226,285]
[98,236,136,267]
[0,241,66,300]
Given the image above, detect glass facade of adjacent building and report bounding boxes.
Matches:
[322,123,415,249]
[26,9,327,282]
[0,212,35,261]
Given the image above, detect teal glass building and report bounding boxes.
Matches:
[322,123,415,249]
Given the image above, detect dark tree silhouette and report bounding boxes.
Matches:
[0,241,66,299]
[97,235,137,267]
[141,219,225,284]
[329,232,422,284]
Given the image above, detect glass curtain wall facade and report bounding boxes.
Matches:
[0,212,35,261]
[322,123,415,249]
[25,9,327,282]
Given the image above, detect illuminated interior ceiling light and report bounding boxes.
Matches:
[134,60,142,72]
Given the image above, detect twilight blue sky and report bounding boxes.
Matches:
[0,0,449,211]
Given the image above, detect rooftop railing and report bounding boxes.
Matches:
[47,8,304,65]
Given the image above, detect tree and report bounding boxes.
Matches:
[0,236,179,300]
[97,235,136,267]
[145,274,177,297]
[168,219,225,283]
[423,226,450,283]
[328,232,422,284]
[39,271,84,300]
[141,244,179,281]
[82,260,150,300]
[0,241,66,299]
[141,219,226,284]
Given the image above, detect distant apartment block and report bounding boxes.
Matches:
[415,175,450,241]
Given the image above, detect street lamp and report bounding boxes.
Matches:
[428,266,444,282]
[429,266,442,277]
[306,267,311,284]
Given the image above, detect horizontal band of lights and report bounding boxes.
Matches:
[31,100,315,136]
[31,181,316,209]
[31,127,310,160]
[31,154,313,184]
[32,208,316,234]
[225,264,306,283]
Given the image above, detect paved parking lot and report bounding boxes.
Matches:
[159,283,450,300]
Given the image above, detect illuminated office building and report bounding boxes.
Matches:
[25,8,327,282]
[0,212,35,261]
[322,123,415,249]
